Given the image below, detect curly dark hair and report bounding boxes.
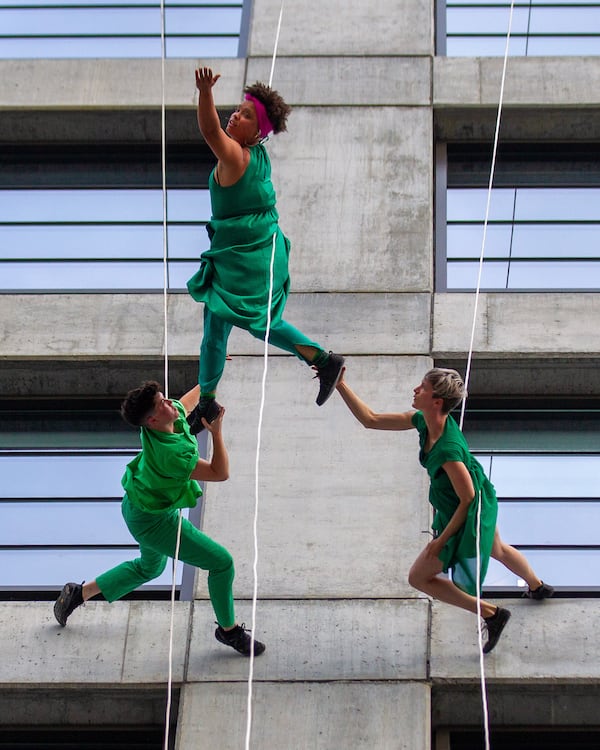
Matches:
[120,380,161,427]
[244,81,291,134]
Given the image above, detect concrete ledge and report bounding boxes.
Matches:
[433,292,600,356]
[0,601,190,685]
[247,57,431,106]
[177,681,431,749]
[434,57,600,107]
[0,292,431,358]
[430,599,599,681]
[188,599,429,682]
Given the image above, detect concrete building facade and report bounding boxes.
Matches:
[1,0,599,747]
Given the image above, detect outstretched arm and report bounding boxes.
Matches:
[190,407,229,482]
[195,67,246,175]
[335,370,415,431]
[179,385,200,416]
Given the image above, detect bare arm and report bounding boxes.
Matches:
[178,385,200,416]
[195,67,247,181]
[190,407,229,482]
[336,373,415,431]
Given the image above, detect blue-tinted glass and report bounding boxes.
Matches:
[526,36,600,55]
[511,225,600,258]
[447,188,516,221]
[168,189,211,222]
[0,190,163,223]
[0,36,161,57]
[0,261,168,290]
[514,189,600,222]
[167,260,204,289]
[0,454,134,498]
[447,224,513,258]
[506,260,600,288]
[166,35,239,57]
[446,7,530,35]
[0,189,209,224]
[529,7,600,34]
[446,260,510,288]
[1,8,160,35]
[497,501,600,545]
[0,548,183,587]
[485,549,600,588]
[166,7,241,34]
[488,454,599,498]
[446,35,528,56]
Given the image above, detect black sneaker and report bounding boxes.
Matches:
[187,398,222,435]
[314,352,345,406]
[482,607,511,654]
[54,582,84,627]
[215,623,266,657]
[526,581,555,600]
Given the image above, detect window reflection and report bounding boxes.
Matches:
[445,1,600,57]
[0,1,244,59]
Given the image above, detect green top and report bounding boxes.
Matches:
[121,400,202,513]
[187,143,291,332]
[412,411,498,595]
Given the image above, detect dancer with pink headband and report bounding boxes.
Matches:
[186,67,344,432]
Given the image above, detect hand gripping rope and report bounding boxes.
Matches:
[458,3,516,749]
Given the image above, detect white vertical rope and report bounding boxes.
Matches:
[244,5,285,747]
[456,6,516,750]
[244,231,277,750]
[158,2,183,750]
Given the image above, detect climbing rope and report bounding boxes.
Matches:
[458,4,516,749]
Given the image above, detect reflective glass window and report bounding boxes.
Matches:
[443,144,600,291]
[0,1,245,59]
[0,146,215,292]
[444,1,600,57]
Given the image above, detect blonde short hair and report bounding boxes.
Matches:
[424,368,466,414]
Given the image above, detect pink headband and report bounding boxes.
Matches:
[245,94,274,139]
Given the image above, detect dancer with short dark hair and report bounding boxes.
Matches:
[54,381,265,657]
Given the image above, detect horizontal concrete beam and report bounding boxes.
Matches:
[430,599,600,681]
[178,681,431,749]
[434,57,600,108]
[433,292,600,356]
[0,293,432,358]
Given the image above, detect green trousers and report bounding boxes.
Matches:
[96,495,235,628]
[200,307,323,393]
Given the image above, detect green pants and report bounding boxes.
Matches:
[200,307,323,393]
[96,495,235,628]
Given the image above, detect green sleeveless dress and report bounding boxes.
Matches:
[412,411,498,595]
[187,143,291,332]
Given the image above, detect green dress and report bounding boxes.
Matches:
[187,142,291,332]
[412,411,497,595]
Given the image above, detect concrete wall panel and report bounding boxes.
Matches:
[196,355,432,599]
[0,292,430,357]
[433,292,600,356]
[430,599,599,681]
[271,107,433,292]
[0,601,190,685]
[434,57,600,107]
[177,681,430,750]
[188,599,429,681]
[246,57,431,106]
[248,0,433,57]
